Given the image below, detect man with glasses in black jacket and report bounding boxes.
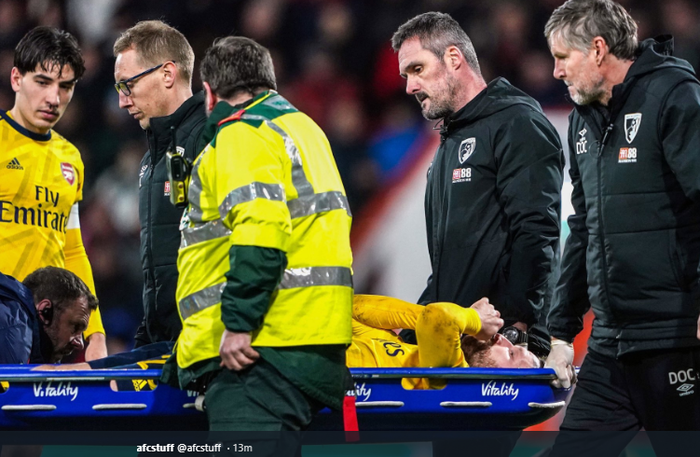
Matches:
[112,20,207,350]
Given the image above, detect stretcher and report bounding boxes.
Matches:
[0,366,571,431]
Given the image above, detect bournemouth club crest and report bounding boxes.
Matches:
[458,138,476,164]
[61,162,75,185]
[624,113,641,144]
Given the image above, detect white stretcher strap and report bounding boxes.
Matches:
[92,404,147,410]
[355,401,404,408]
[440,401,492,408]
[528,401,566,409]
[2,404,56,411]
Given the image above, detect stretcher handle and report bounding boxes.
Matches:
[0,366,162,382]
[0,367,567,382]
[349,367,557,380]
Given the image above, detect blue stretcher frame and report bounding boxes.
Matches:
[0,366,572,431]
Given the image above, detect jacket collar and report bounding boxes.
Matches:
[440,77,542,139]
[574,35,695,128]
[201,90,273,146]
[146,91,205,159]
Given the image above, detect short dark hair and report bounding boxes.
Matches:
[22,267,98,315]
[544,0,638,61]
[391,12,481,76]
[200,36,277,100]
[14,26,85,80]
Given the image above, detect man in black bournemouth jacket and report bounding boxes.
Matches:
[392,12,564,360]
[545,0,700,448]
[113,21,207,348]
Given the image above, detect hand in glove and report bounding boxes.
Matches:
[545,338,576,389]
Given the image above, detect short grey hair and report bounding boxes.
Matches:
[391,12,481,76]
[544,0,638,60]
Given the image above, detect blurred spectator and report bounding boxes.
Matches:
[0,0,28,49]
[81,195,142,349]
[490,1,531,83]
[93,140,142,237]
[372,42,407,103]
[519,50,568,106]
[326,96,379,214]
[660,0,700,71]
[27,0,63,28]
[284,46,361,131]
[369,96,423,179]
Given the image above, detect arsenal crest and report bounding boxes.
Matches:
[458,137,476,164]
[61,162,75,185]
[624,113,641,144]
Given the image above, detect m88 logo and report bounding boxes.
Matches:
[618,147,637,163]
[452,167,472,183]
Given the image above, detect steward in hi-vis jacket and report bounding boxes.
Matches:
[163,37,353,442]
[173,90,353,389]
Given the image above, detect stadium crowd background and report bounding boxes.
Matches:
[0,0,698,354]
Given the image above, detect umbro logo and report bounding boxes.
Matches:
[677,383,695,397]
[669,368,696,396]
[6,158,23,170]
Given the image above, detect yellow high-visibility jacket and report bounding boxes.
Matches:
[176,91,353,369]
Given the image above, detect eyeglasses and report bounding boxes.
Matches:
[114,61,174,96]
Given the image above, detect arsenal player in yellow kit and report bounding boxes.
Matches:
[0,26,106,360]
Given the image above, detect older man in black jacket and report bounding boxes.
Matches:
[545,0,700,448]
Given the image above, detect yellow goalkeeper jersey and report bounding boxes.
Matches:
[0,110,103,337]
[347,295,481,388]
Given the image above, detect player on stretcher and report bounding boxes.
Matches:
[348,295,542,388]
[36,295,542,390]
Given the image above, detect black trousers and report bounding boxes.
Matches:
[550,346,700,457]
